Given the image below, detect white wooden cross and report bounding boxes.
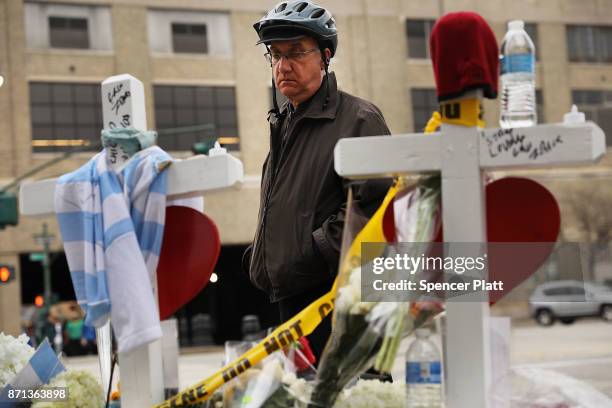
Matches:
[334,92,606,408]
[19,74,244,407]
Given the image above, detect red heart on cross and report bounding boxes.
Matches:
[157,206,221,320]
[484,177,560,303]
[433,177,561,303]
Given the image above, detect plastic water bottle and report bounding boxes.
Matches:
[499,20,537,128]
[405,328,443,408]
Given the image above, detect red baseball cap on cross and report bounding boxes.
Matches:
[429,12,499,102]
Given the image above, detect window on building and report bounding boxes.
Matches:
[406,19,436,59]
[148,10,231,56]
[566,25,612,63]
[25,3,112,51]
[524,22,540,61]
[154,85,239,151]
[572,90,612,146]
[30,82,102,152]
[411,88,438,132]
[172,23,208,54]
[48,16,89,49]
[536,89,545,123]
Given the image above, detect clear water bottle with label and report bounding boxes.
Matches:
[499,20,537,128]
[406,328,443,408]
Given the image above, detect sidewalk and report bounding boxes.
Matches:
[63,346,225,393]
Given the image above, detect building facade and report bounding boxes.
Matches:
[1,0,612,335]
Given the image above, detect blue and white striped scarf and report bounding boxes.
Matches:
[55,146,171,353]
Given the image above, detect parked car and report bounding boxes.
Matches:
[529,280,612,326]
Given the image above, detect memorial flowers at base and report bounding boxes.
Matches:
[215,346,405,408]
[310,176,444,407]
[0,333,34,388]
[32,370,104,408]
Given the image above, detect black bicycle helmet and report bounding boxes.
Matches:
[254,0,338,57]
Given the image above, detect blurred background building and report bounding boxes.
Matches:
[1,0,611,345]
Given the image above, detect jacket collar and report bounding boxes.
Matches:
[280,72,339,121]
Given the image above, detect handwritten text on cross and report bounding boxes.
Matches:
[104,82,132,130]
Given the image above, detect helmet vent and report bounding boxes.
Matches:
[276,2,287,12]
[310,8,325,19]
[295,2,308,12]
[326,18,335,28]
[284,10,293,15]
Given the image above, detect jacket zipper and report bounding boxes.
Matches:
[250,119,284,294]
[252,114,300,296]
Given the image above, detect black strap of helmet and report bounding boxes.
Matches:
[322,50,330,110]
[268,45,283,117]
[269,75,287,128]
[272,76,280,113]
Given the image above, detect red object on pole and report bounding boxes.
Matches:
[429,12,499,102]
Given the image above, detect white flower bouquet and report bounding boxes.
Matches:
[334,379,405,408]
[0,332,34,388]
[220,342,317,408]
[209,347,405,408]
[309,176,444,407]
[32,370,104,408]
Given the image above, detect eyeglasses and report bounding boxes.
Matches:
[264,48,320,65]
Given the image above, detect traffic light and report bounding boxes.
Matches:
[34,295,44,308]
[0,192,18,229]
[0,264,15,284]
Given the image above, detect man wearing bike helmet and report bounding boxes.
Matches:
[244,0,391,361]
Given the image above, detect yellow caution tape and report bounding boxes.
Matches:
[153,97,484,406]
[153,93,488,407]
[336,183,399,288]
[153,284,336,407]
[154,185,399,407]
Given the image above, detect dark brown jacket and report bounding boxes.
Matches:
[243,72,391,302]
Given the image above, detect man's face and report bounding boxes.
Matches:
[270,37,325,106]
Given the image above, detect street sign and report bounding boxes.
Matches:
[30,252,46,262]
[0,191,18,229]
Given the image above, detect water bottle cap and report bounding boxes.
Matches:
[563,104,586,125]
[508,20,524,31]
[415,328,431,338]
[208,141,227,156]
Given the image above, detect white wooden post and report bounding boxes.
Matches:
[334,102,605,407]
[440,117,491,407]
[19,74,244,407]
[101,74,147,170]
[103,74,164,407]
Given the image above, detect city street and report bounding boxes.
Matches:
[511,318,612,399]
